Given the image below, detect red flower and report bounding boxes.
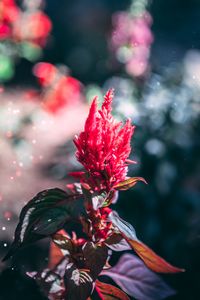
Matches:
[73,89,135,192]
[0,0,19,40]
[13,11,52,46]
[33,62,82,114]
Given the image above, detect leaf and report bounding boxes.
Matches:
[105,233,131,252]
[82,187,107,210]
[102,254,176,300]
[127,239,184,273]
[95,280,130,300]
[49,240,65,269]
[27,255,70,300]
[52,230,73,254]
[66,182,83,195]
[91,192,107,210]
[3,188,84,261]
[113,177,147,191]
[108,211,137,241]
[108,211,184,273]
[64,264,94,300]
[83,242,108,279]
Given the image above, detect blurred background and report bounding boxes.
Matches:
[0,0,200,299]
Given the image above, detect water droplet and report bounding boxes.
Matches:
[2,226,6,231]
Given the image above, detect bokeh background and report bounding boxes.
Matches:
[0,0,200,299]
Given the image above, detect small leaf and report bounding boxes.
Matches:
[82,187,107,210]
[83,242,108,279]
[91,193,107,210]
[52,232,73,255]
[95,280,130,300]
[64,264,94,300]
[108,211,137,241]
[105,233,131,252]
[3,188,84,261]
[66,182,83,195]
[20,42,42,61]
[102,190,119,206]
[102,254,176,300]
[49,240,65,269]
[113,177,147,191]
[108,211,184,273]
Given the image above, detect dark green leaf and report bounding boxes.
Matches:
[3,188,84,261]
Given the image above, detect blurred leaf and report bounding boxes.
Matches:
[3,188,84,261]
[113,177,147,191]
[102,253,176,300]
[95,280,130,300]
[20,42,42,61]
[108,211,184,273]
[0,55,14,81]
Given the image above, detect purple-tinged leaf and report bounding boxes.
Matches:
[95,280,130,300]
[109,211,184,273]
[105,233,131,252]
[108,211,137,240]
[83,242,108,279]
[102,253,176,300]
[108,211,184,273]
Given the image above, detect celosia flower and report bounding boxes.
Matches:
[73,89,135,192]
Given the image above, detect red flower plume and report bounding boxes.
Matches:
[73,89,135,192]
